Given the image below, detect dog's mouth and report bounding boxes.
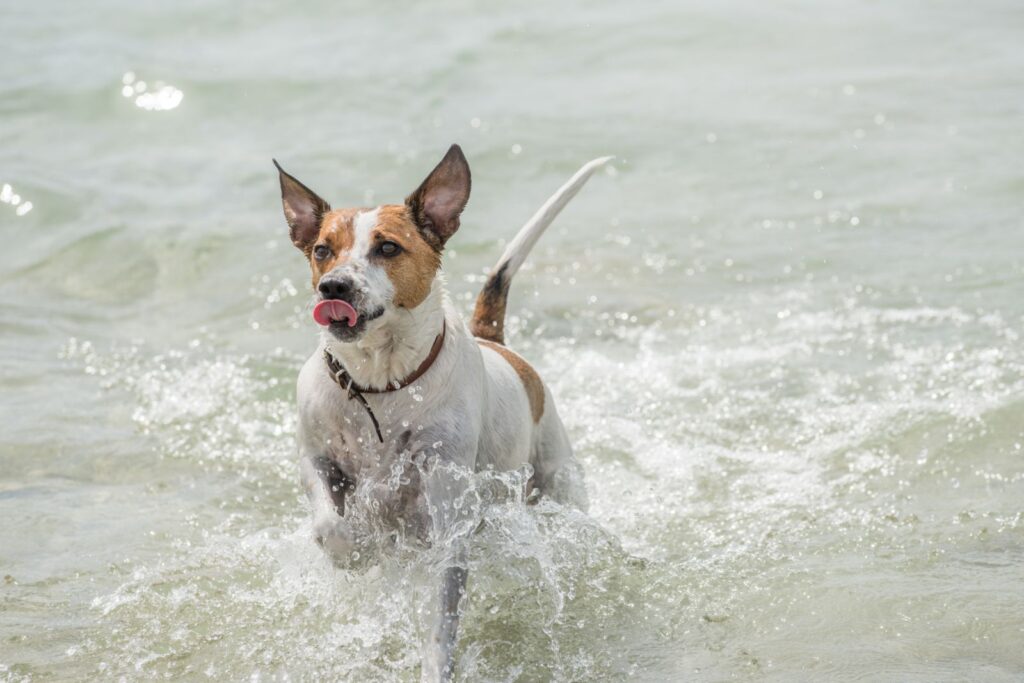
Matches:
[313,299,359,327]
[313,299,384,341]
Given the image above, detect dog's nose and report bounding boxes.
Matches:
[318,277,354,300]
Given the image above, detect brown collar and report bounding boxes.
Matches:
[323,321,447,442]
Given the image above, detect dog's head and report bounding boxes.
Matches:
[275,145,470,342]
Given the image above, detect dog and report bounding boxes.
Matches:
[274,145,609,680]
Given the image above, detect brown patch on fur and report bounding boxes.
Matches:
[308,208,359,288]
[470,262,509,344]
[372,205,441,309]
[478,340,545,422]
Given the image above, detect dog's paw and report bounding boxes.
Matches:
[312,516,358,565]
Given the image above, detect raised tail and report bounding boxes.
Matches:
[470,156,613,344]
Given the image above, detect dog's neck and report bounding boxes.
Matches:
[322,275,447,391]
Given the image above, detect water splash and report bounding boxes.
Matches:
[54,286,1024,679]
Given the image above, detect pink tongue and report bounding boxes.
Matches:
[313,299,359,327]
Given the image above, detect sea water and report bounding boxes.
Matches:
[2,0,1023,680]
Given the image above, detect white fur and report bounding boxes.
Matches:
[495,155,612,280]
[351,207,378,255]
[351,207,400,300]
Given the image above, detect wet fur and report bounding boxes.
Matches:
[276,146,606,681]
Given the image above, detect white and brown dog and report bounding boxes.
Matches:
[274,145,608,680]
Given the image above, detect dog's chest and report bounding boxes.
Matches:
[309,401,389,476]
[303,382,424,473]
[297,336,488,480]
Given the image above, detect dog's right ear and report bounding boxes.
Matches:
[274,160,330,253]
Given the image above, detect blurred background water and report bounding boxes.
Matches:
[2,0,1023,680]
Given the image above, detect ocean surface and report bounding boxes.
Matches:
[2,0,1023,680]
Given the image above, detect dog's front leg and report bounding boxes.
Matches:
[300,453,355,561]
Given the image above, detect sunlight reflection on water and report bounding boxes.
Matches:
[0,183,33,216]
[121,71,183,111]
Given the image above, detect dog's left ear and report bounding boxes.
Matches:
[406,144,471,249]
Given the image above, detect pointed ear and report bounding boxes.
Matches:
[274,159,330,253]
[405,144,471,249]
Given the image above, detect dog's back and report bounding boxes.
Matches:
[468,157,611,509]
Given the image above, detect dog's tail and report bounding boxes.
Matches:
[470,156,613,345]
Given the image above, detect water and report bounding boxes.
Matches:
[3,0,1023,680]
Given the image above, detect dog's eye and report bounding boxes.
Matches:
[313,245,331,261]
[379,241,401,257]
